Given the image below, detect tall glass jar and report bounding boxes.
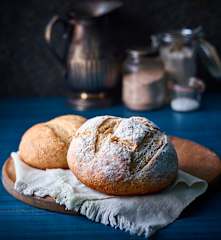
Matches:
[122,49,167,111]
[151,27,221,84]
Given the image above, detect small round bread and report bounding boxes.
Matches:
[19,115,86,169]
[67,116,178,195]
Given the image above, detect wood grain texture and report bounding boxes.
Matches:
[1,94,221,240]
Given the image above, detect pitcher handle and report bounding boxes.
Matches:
[45,15,68,67]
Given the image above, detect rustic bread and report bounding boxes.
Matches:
[19,115,86,169]
[67,116,178,195]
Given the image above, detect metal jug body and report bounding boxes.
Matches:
[45,1,123,107]
[66,17,121,93]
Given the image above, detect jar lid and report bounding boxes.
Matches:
[127,47,158,58]
[151,27,204,47]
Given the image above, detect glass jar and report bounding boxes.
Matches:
[151,27,221,85]
[122,48,167,111]
[170,77,205,112]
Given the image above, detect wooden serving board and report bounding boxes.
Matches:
[2,136,221,215]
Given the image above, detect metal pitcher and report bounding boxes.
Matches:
[45,1,123,109]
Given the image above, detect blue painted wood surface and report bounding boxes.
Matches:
[0,93,221,240]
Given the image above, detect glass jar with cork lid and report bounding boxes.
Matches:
[122,48,167,111]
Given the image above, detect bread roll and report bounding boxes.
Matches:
[67,116,178,195]
[19,115,86,169]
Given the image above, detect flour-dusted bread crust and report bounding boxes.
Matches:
[67,116,178,195]
[19,115,86,169]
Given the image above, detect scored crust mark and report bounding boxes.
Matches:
[133,135,166,174]
[19,115,86,169]
[133,132,165,173]
[95,118,120,153]
[46,115,86,144]
[69,115,178,195]
[130,116,159,131]
[111,136,138,151]
[44,123,70,145]
[73,116,113,163]
[75,116,167,170]
[108,117,166,175]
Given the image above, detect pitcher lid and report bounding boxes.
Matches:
[71,0,123,18]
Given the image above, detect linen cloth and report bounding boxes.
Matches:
[12,152,208,237]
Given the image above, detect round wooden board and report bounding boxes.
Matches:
[1,156,79,215]
[2,136,221,215]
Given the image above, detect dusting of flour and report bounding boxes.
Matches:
[73,116,175,182]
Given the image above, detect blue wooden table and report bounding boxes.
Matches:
[0,93,221,240]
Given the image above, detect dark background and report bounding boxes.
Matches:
[1,0,221,97]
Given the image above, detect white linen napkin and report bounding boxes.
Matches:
[12,152,208,238]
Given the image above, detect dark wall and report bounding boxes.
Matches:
[1,0,221,96]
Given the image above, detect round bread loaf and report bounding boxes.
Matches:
[19,115,86,169]
[67,116,178,195]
